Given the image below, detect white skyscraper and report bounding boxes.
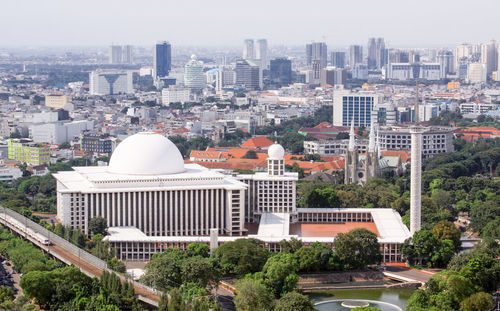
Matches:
[256,39,268,69]
[467,63,487,83]
[243,39,254,60]
[122,45,133,64]
[184,55,205,91]
[481,40,498,76]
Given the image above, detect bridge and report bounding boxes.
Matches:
[0,207,160,307]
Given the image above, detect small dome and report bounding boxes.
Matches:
[108,132,185,175]
[268,143,285,159]
[191,54,197,60]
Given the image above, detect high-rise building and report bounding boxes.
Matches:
[216,67,236,91]
[235,59,260,90]
[437,50,454,77]
[109,45,133,64]
[162,86,191,106]
[306,42,327,68]
[89,69,133,95]
[269,58,292,87]
[467,63,487,83]
[109,45,122,64]
[320,67,347,87]
[333,92,382,127]
[349,45,363,67]
[375,38,386,69]
[481,40,498,76]
[243,39,254,60]
[122,45,133,64]
[154,41,172,79]
[367,38,377,69]
[184,55,205,92]
[455,43,473,69]
[255,39,268,69]
[330,51,345,68]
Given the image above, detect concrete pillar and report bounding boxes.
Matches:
[410,126,424,235]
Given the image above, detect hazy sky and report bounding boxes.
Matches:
[1,0,499,48]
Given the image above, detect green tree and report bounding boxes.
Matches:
[214,239,269,276]
[295,246,321,272]
[333,228,381,269]
[234,279,274,311]
[89,217,108,236]
[432,220,461,251]
[401,230,440,266]
[242,150,258,159]
[187,243,210,258]
[180,256,220,288]
[278,237,303,253]
[0,287,14,303]
[275,291,315,311]
[481,217,500,238]
[304,187,341,208]
[460,292,494,311]
[261,253,299,297]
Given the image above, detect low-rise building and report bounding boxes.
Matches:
[7,139,50,166]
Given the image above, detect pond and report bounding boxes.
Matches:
[309,288,414,311]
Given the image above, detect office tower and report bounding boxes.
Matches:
[89,69,133,95]
[333,91,381,126]
[410,126,424,235]
[243,39,254,60]
[330,51,345,68]
[154,41,172,79]
[367,38,377,69]
[270,58,292,87]
[375,38,386,69]
[349,45,363,67]
[216,67,236,91]
[184,55,205,92]
[306,42,327,68]
[481,40,498,76]
[109,45,122,64]
[256,39,268,69]
[437,50,454,77]
[320,67,347,87]
[122,45,133,64]
[235,59,260,90]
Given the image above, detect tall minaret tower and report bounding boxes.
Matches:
[344,119,358,184]
[414,82,420,123]
[410,126,425,235]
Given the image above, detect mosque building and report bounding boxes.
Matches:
[55,132,411,262]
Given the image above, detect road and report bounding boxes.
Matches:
[384,266,434,283]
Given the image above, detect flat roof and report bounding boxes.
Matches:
[104,208,410,244]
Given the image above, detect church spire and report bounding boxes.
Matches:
[348,118,355,151]
[368,120,376,153]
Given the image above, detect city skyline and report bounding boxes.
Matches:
[0,0,499,47]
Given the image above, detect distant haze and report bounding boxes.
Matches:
[0,0,498,48]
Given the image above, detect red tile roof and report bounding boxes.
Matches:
[240,136,274,148]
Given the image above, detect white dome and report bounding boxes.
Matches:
[268,143,285,159]
[108,132,185,175]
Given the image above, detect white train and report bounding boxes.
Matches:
[0,213,50,245]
